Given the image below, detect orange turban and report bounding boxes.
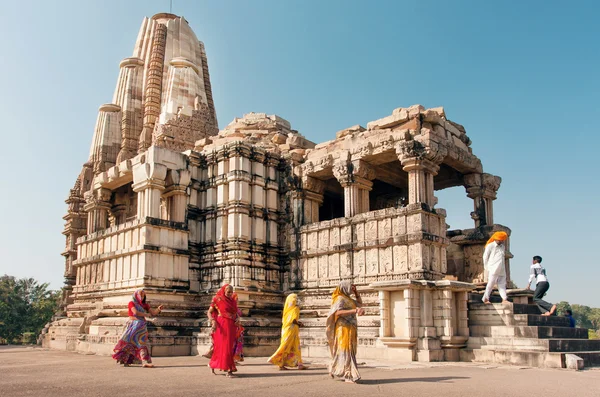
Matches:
[486,231,508,246]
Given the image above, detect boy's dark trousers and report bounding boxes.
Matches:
[533,281,553,313]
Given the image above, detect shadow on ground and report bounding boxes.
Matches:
[359,376,469,385]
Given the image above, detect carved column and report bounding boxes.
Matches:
[333,161,356,217]
[397,141,443,207]
[333,159,375,217]
[353,160,375,214]
[132,163,168,219]
[83,188,112,234]
[396,141,447,279]
[464,173,501,227]
[110,204,127,226]
[164,169,191,222]
[464,173,485,228]
[481,174,501,226]
[302,176,325,224]
[379,290,391,337]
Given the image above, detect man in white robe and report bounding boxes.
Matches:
[482,231,508,304]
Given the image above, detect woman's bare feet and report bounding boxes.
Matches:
[482,299,491,304]
[345,378,356,383]
[142,363,154,368]
[226,371,234,378]
[211,368,216,375]
[329,372,334,379]
[278,366,288,371]
[297,364,308,370]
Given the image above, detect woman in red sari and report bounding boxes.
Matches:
[208,284,240,377]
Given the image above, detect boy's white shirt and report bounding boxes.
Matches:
[528,262,548,285]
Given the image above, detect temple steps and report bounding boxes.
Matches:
[465,300,600,369]
[470,325,589,339]
[468,336,600,352]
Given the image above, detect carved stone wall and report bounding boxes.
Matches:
[187,142,288,293]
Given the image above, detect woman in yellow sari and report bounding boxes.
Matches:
[326,280,364,383]
[267,293,307,370]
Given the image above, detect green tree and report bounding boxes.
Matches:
[0,275,60,344]
[556,301,572,315]
[571,304,593,329]
[589,308,600,331]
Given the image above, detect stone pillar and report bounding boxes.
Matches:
[83,188,112,234]
[132,163,168,219]
[354,176,373,213]
[464,173,501,228]
[416,288,443,361]
[379,290,391,337]
[110,204,127,226]
[353,160,375,214]
[215,149,229,244]
[228,150,252,244]
[302,176,325,224]
[400,158,439,207]
[456,291,469,337]
[437,289,454,336]
[481,174,501,226]
[397,141,443,207]
[333,159,375,217]
[464,173,485,228]
[333,161,355,218]
[345,184,359,217]
[164,169,191,222]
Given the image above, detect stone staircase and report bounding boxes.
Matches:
[461,294,600,369]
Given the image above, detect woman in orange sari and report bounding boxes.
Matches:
[326,281,364,383]
[207,284,240,377]
[267,293,307,370]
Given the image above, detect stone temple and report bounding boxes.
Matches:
[42,13,600,368]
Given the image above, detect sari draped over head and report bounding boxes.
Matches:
[112,289,152,365]
[267,293,303,368]
[209,284,239,372]
[203,291,244,362]
[326,281,360,382]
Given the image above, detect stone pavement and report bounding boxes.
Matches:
[1,346,599,397]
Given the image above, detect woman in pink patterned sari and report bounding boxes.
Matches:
[112,289,163,368]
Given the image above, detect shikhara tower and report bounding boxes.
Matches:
[44,13,599,368]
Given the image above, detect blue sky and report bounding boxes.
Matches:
[0,0,597,306]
